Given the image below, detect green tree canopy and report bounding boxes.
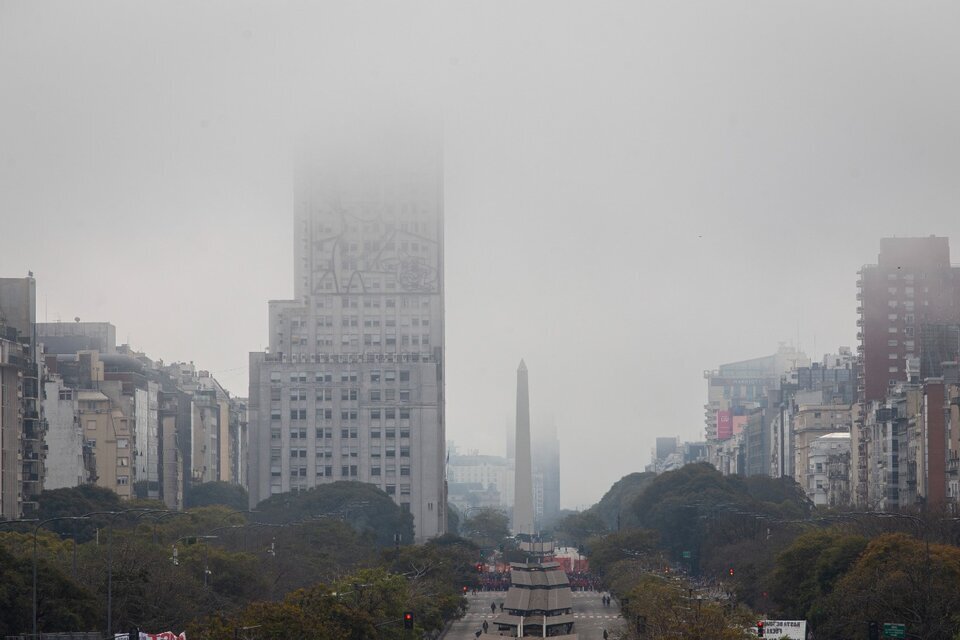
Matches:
[460,507,510,549]
[185,481,249,511]
[255,481,414,547]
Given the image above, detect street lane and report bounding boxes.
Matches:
[445,590,623,639]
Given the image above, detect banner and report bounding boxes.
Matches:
[115,632,186,640]
[756,620,806,639]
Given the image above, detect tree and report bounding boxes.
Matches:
[617,572,754,640]
[460,508,509,549]
[586,529,659,576]
[590,472,657,531]
[553,510,608,547]
[446,503,460,536]
[768,529,867,626]
[818,534,960,640]
[0,544,97,636]
[185,482,249,511]
[255,481,414,546]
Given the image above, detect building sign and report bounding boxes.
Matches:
[756,620,806,639]
[717,410,733,440]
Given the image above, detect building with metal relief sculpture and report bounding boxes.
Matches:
[248,130,446,540]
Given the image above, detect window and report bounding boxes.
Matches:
[399,390,410,402]
[117,457,129,467]
[370,371,381,383]
[888,314,898,321]
[385,371,396,382]
[386,484,396,495]
[400,428,410,438]
[905,327,915,337]
[888,340,898,347]
[386,448,396,458]
[372,466,382,476]
[399,370,410,382]
[400,485,410,496]
[888,327,898,333]
[370,390,382,402]
[386,428,396,439]
[290,409,307,420]
[385,409,396,420]
[270,372,282,383]
[400,446,410,457]
[117,476,129,486]
[371,428,381,438]
[889,353,898,359]
[889,366,898,373]
[117,438,129,449]
[370,409,381,420]
[905,314,915,325]
[400,465,410,476]
[87,420,97,431]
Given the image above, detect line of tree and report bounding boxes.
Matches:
[0,482,474,638]
[570,463,960,640]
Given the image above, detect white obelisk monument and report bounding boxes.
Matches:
[513,359,535,535]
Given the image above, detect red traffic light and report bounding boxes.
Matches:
[757,621,765,637]
[403,611,414,630]
[728,568,735,576]
[476,563,483,572]
[462,585,468,593]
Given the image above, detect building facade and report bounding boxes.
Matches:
[248,143,446,540]
[0,276,44,519]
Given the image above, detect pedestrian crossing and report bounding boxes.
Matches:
[463,613,621,620]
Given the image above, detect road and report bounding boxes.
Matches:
[445,590,623,639]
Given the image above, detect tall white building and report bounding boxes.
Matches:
[248,134,446,540]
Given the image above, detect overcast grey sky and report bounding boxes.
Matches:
[3,1,960,508]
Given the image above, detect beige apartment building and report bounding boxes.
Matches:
[793,403,852,501]
[78,390,133,499]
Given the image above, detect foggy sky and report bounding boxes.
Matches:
[3,1,960,508]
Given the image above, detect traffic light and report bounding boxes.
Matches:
[728,568,735,577]
[476,562,483,572]
[462,585,468,594]
[756,621,764,637]
[403,612,414,630]
[868,621,879,640]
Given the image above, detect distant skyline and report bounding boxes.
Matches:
[4,2,960,508]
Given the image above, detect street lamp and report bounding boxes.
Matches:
[33,516,91,637]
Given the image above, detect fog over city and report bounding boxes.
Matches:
[4,1,960,508]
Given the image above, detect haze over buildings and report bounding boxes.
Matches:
[5,2,960,507]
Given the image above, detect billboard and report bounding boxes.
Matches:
[717,410,733,440]
[754,620,806,639]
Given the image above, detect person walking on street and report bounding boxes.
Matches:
[482,620,489,634]
[491,602,496,614]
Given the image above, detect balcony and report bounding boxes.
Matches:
[857,306,864,314]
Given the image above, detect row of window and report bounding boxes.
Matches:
[275,370,412,384]
[287,389,415,402]
[275,408,415,422]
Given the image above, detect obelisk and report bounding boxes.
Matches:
[513,359,535,535]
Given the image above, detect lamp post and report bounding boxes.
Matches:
[33,516,91,637]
